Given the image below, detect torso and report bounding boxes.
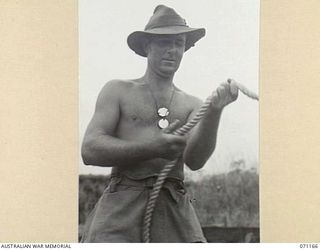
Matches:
[111,79,197,180]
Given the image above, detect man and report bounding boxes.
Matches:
[80,5,238,243]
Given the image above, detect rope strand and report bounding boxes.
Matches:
[142,80,258,242]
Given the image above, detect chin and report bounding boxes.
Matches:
[159,66,178,76]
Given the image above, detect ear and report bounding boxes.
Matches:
[142,38,151,56]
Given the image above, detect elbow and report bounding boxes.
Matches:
[81,142,94,166]
[184,148,215,171]
[184,155,207,171]
[82,154,92,166]
[81,139,100,166]
[185,160,205,171]
[81,139,113,167]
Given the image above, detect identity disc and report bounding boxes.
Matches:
[158,118,169,129]
[158,107,169,117]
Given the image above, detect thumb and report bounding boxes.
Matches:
[162,119,181,134]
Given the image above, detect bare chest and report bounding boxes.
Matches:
[119,88,192,129]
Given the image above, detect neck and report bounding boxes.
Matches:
[142,67,174,91]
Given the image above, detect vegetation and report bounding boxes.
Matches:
[186,168,259,227]
[79,165,259,228]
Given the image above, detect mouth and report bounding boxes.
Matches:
[162,59,176,63]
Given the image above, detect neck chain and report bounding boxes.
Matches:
[146,84,175,129]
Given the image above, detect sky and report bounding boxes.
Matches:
[79,0,260,179]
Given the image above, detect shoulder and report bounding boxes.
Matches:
[97,79,138,99]
[95,79,138,109]
[175,87,203,110]
[100,79,136,93]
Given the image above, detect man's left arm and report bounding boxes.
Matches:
[183,81,239,170]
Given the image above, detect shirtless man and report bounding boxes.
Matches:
[80,5,238,243]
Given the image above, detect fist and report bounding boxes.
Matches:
[211,79,239,111]
[160,120,187,160]
[150,120,187,161]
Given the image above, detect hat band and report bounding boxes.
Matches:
[145,15,188,30]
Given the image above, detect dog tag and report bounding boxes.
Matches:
[158,118,169,129]
[158,107,169,117]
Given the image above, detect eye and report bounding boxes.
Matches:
[158,39,170,46]
[176,40,184,46]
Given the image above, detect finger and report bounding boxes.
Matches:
[211,90,219,106]
[174,135,187,145]
[162,119,181,134]
[221,82,229,87]
[221,82,231,95]
[229,80,239,98]
[217,85,227,100]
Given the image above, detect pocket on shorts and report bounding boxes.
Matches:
[91,186,147,242]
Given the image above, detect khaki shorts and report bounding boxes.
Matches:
[80,174,206,243]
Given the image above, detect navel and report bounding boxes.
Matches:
[131,115,138,121]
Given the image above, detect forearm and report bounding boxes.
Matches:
[183,108,222,170]
[81,134,160,167]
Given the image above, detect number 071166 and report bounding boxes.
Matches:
[300,244,319,248]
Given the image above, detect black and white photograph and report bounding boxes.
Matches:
[79,0,259,243]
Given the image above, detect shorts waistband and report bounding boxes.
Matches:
[111,173,184,186]
[108,173,186,198]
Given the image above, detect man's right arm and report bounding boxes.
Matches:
[81,80,186,167]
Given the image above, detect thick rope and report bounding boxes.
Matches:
[142,79,258,242]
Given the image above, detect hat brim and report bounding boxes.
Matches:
[127,26,206,57]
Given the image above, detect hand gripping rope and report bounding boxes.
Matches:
[142,79,259,243]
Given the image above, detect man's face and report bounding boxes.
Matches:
[146,34,186,77]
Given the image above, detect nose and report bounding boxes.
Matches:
[167,43,178,55]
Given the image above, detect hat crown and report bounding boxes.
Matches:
[127,5,205,57]
[145,5,187,30]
